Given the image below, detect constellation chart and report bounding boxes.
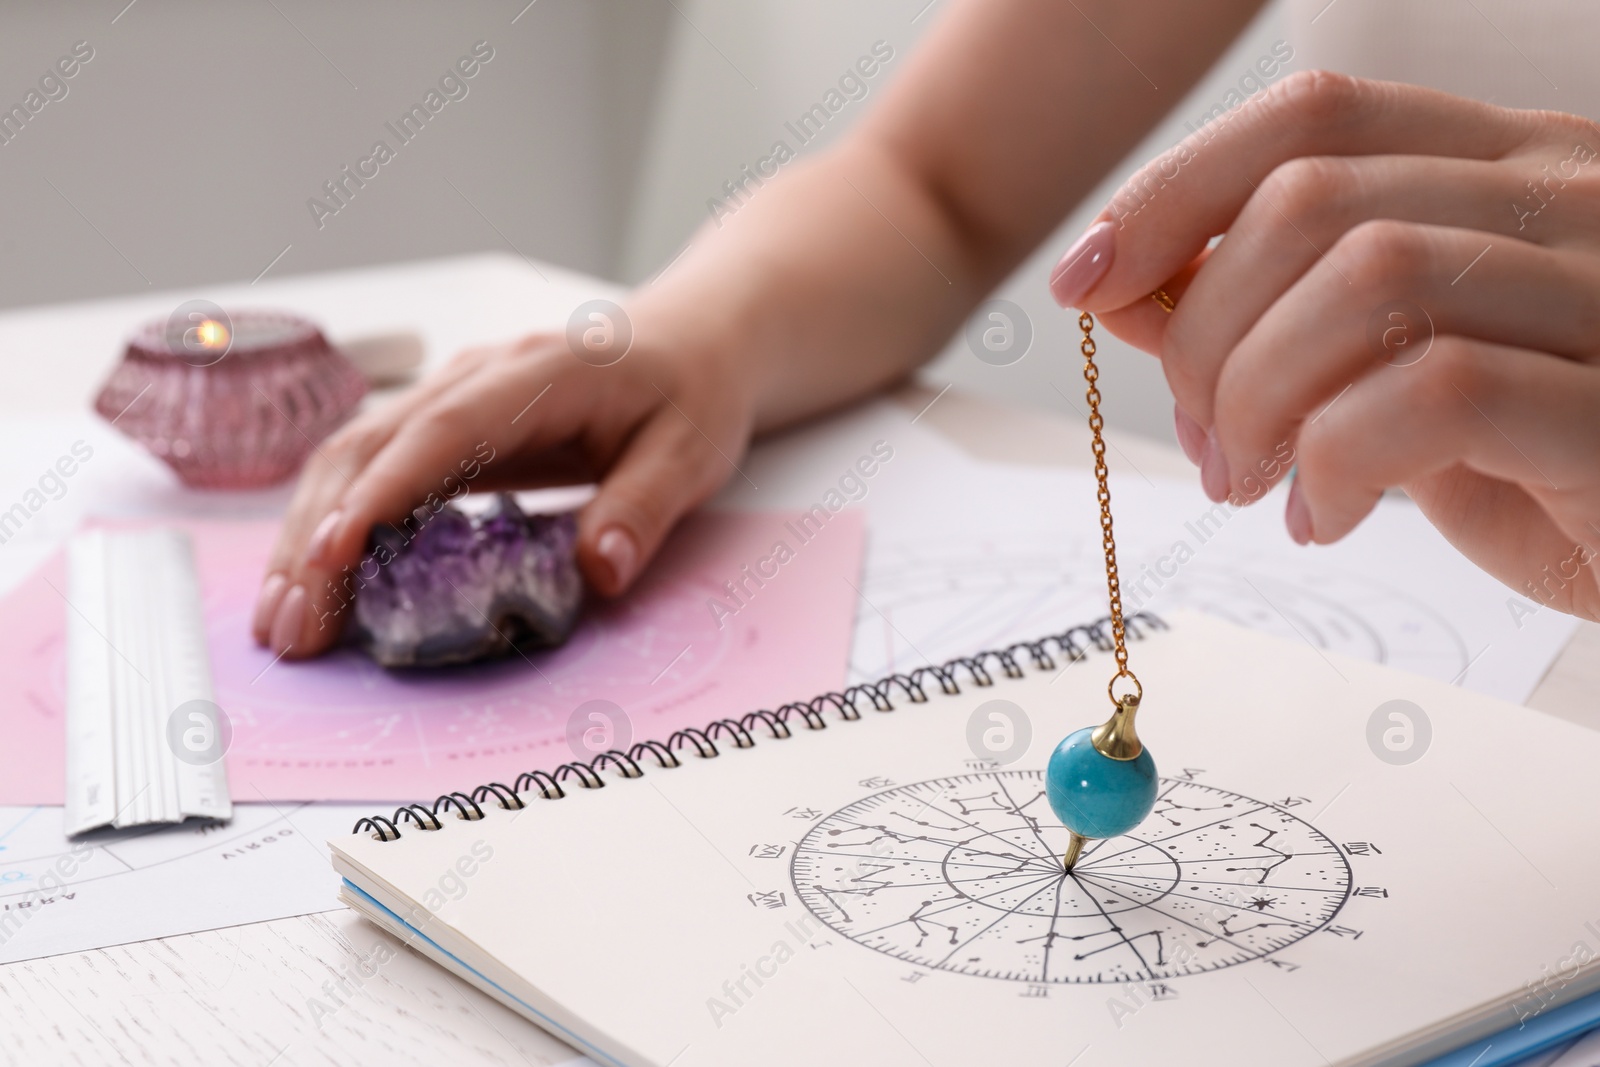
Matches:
[790,772,1352,984]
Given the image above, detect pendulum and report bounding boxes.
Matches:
[1045,298,1172,872]
[1045,308,1157,871]
[1047,687,1155,871]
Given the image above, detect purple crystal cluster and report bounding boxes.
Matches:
[352,495,583,668]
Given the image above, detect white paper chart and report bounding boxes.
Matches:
[847,527,1478,688]
[0,802,366,964]
[728,401,1577,705]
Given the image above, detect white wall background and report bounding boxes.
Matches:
[617,0,940,282]
[0,1,670,307]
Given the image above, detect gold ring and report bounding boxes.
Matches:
[1149,289,1176,314]
[1108,669,1143,707]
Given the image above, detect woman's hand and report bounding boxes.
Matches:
[251,303,755,658]
[1052,71,1600,621]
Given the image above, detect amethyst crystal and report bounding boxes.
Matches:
[352,494,583,668]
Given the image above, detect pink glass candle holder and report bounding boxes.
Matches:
[94,307,368,489]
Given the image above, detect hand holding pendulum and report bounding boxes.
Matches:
[1043,308,1167,872]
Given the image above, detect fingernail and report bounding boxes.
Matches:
[252,573,288,645]
[596,527,638,589]
[1285,480,1313,545]
[306,509,343,565]
[270,584,307,654]
[1173,405,1206,466]
[1199,428,1231,503]
[1049,221,1116,307]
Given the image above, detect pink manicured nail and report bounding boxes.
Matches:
[252,572,288,645]
[1285,480,1313,545]
[1173,405,1206,466]
[596,527,638,588]
[1049,221,1116,307]
[270,584,307,654]
[305,509,343,565]
[1199,428,1231,503]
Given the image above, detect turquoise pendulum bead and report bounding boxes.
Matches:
[1045,692,1157,871]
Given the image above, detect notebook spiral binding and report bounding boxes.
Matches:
[352,611,1166,842]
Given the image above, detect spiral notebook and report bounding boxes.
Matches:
[330,610,1600,1067]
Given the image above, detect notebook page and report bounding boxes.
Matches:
[333,611,1600,1067]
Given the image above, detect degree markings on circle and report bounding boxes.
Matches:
[790,771,1353,983]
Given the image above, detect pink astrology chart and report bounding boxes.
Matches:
[0,509,864,802]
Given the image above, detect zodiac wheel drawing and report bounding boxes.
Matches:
[790,772,1352,983]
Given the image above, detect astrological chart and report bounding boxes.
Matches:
[847,530,1470,689]
[191,510,863,800]
[0,510,864,803]
[790,772,1352,983]
[0,802,365,964]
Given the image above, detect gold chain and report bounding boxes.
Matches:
[1079,311,1141,707]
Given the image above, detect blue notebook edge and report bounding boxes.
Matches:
[1419,987,1600,1067]
[342,879,626,1067]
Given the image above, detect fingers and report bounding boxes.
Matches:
[1054,71,1539,312]
[251,345,498,649]
[1162,154,1550,416]
[1203,223,1600,505]
[1293,335,1600,618]
[274,346,609,658]
[577,404,744,596]
[1094,248,1207,356]
[255,326,751,657]
[1292,337,1600,552]
[250,445,356,647]
[336,359,581,540]
[1405,469,1600,622]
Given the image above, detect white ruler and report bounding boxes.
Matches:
[65,528,232,836]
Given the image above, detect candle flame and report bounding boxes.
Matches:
[191,319,230,350]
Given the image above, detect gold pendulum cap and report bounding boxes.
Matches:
[1091,693,1144,761]
[1063,832,1087,872]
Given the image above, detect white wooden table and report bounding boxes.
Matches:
[0,254,1591,1066]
